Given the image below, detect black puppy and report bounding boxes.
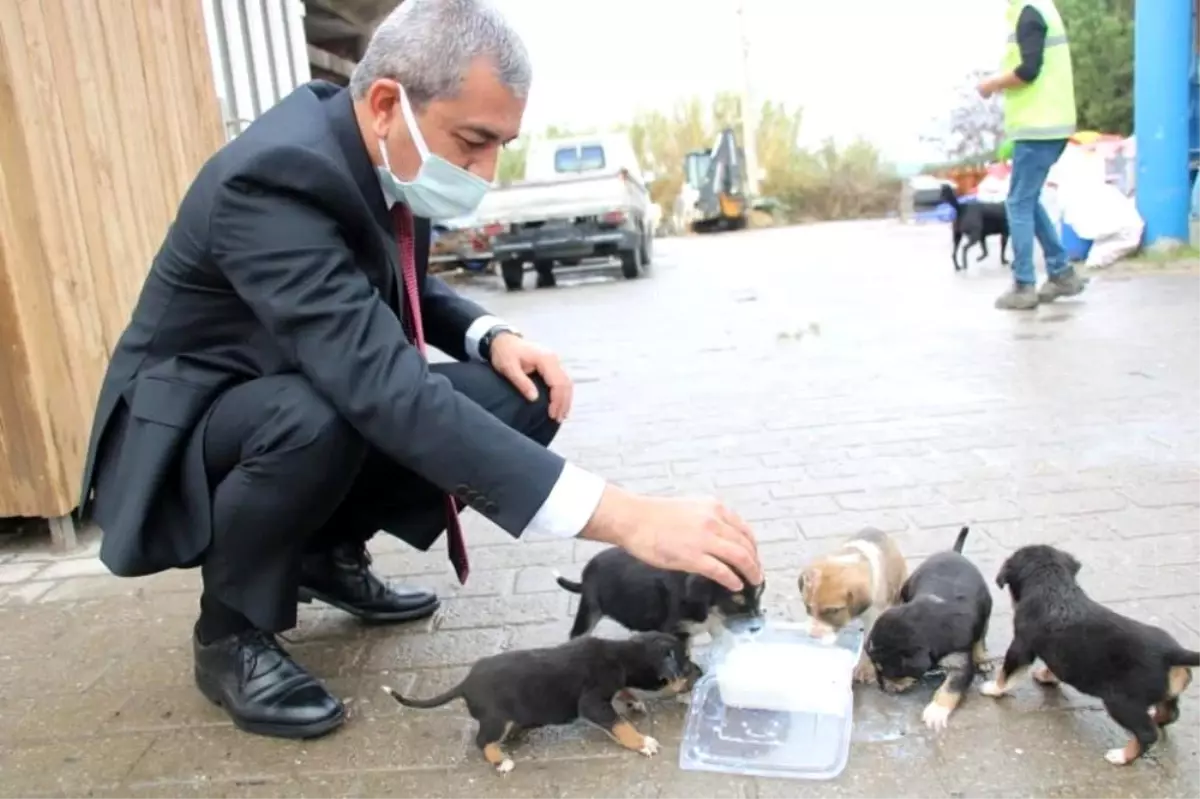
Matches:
[556,548,765,663]
[941,185,1010,271]
[384,632,687,774]
[865,526,992,731]
[981,545,1200,766]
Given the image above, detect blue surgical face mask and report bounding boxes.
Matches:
[376,84,491,220]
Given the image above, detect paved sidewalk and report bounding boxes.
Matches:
[2,220,1198,798]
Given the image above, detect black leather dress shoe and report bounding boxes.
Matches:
[297,542,439,623]
[193,629,344,739]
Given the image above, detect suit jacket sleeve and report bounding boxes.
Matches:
[209,146,563,534]
[422,271,490,361]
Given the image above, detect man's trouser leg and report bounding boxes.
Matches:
[197,374,367,636]
[199,362,560,634]
[1006,139,1069,284]
[307,361,560,553]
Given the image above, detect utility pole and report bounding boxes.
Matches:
[736,0,760,197]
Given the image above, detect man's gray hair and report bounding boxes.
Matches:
[349,0,532,107]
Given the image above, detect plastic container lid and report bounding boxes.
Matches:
[679,619,865,781]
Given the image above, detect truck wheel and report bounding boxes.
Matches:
[500,260,525,291]
[620,243,644,279]
[534,260,557,288]
[640,227,653,267]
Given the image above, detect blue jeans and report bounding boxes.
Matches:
[1005,139,1069,285]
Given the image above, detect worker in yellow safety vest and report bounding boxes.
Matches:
[977,0,1089,310]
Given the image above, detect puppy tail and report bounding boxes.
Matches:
[553,571,583,594]
[382,684,462,709]
[952,526,970,554]
[1166,647,1200,668]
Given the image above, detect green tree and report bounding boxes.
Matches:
[626,92,897,224]
[1058,0,1134,134]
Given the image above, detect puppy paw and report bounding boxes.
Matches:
[496,758,515,775]
[921,701,952,731]
[1031,665,1059,686]
[639,735,660,757]
[1104,747,1132,766]
[979,680,1007,698]
[674,692,693,706]
[853,659,877,684]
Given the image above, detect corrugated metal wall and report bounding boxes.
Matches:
[200,0,312,139]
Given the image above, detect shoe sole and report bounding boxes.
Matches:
[195,670,345,740]
[297,587,440,624]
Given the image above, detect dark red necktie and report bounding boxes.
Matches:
[393,205,470,584]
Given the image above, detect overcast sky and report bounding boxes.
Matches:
[492,0,1009,166]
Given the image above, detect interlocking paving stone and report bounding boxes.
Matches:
[1,222,1197,797]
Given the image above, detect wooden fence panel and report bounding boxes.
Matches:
[0,0,224,518]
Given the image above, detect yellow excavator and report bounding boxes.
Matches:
[673,127,749,233]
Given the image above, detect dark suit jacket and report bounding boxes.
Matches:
[79,81,565,576]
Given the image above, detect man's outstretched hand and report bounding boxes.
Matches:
[582,486,762,591]
[489,332,573,422]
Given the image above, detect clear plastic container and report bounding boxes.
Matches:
[679,619,865,781]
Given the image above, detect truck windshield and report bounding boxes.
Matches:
[684,151,712,189]
[554,144,606,173]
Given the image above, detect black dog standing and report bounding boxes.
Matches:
[941,185,1011,271]
[384,632,689,774]
[981,545,1200,766]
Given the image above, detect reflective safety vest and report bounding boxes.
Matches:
[1001,0,1077,141]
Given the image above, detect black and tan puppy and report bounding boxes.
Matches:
[556,547,765,660]
[865,526,992,731]
[981,545,1200,766]
[383,632,688,774]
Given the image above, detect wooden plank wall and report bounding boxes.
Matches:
[0,0,224,518]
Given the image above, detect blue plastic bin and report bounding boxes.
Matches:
[1060,221,1092,262]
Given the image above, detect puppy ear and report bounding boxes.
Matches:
[1057,550,1082,578]
[797,568,816,599]
[847,585,871,617]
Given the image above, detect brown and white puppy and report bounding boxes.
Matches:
[798,527,907,682]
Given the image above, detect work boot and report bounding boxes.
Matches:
[1037,268,1089,303]
[994,283,1040,310]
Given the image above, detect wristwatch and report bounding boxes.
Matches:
[479,324,521,362]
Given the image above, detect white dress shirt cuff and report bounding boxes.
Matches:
[523,462,607,539]
[464,315,509,362]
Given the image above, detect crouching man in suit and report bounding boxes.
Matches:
[78,0,761,740]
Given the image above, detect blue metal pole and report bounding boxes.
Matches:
[1134,0,1193,244]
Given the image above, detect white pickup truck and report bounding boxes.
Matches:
[434,133,654,291]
